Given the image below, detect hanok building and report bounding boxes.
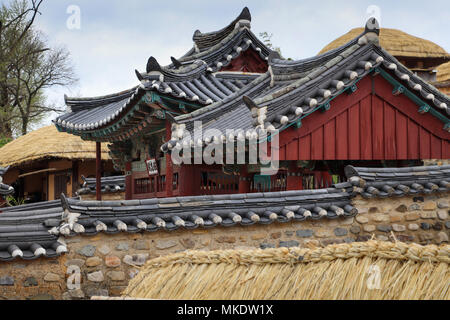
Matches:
[54,8,450,201]
[0,125,116,202]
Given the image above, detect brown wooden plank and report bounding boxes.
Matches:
[360,96,372,159]
[430,134,442,159]
[383,102,396,159]
[335,110,348,160]
[443,140,450,159]
[419,127,431,159]
[286,139,299,160]
[395,110,408,159]
[298,135,311,160]
[348,103,360,159]
[323,118,336,160]
[311,126,324,160]
[407,119,419,159]
[372,95,384,159]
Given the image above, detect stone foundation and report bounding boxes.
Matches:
[0,193,448,300]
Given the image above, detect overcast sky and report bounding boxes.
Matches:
[13,0,450,128]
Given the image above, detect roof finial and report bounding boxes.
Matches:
[146,56,162,74]
[135,69,143,81]
[365,17,380,35]
[171,56,183,69]
[243,96,258,110]
[238,7,251,22]
[358,17,380,46]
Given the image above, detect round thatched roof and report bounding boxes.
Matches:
[0,125,111,167]
[319,28,450,59]
[437,61,450,82]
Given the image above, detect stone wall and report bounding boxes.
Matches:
[0,193,448,300]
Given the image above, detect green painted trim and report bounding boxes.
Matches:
[261,68,450,143]
[376,68,449,126]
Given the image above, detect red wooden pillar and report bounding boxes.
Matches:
[239,165,250,193]
[287,161,302,190]
[95,142,102,201]
[165,121,173,198]
[125,162,132,200]
[179,165,196,196]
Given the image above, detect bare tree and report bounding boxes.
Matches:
[0,0,77,137]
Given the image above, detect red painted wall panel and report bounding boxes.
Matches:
[298,135,311,160]
[323,119,336,160]
[311,126,324,160]
[348,103,360,159]
[395,111,408,159]
[360,96,373,160]
[336,110,348,159]
[383,102,397,159]
[278,75,449,161]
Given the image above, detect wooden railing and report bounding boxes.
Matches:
[250,172,287,193]
[199,171,239,195]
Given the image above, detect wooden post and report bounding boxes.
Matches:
[239,165,250,193]
[287,161,301,190]
[96,142,102,201]
[125,162,132,200]
[165,121,173,197]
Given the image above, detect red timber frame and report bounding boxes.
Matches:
[274,75,450,161]
[220,48,268,73]
[126,72,449,199]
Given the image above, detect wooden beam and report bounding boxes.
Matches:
[96,142,102,201]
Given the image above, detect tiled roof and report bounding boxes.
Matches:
[77,175,126,195]
[53,7,269,138]
[173,7,269,70]
[344,165,450,198]
[0,167,14,198]
[162,19,450,151]
[55,71,259,134]
[56,188,357,236]
[0,200,67,261]
[0,164,449,261]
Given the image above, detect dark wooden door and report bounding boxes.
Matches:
[54,174,67,200]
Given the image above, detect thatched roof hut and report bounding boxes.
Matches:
[437,61,450,82]
[435,61,450,95]
[319,28,450,59]
[123,240,450,300]
[0,125,110,168]
[0,125,114,202]
[319,28,450,83]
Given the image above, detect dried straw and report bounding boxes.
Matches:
[123,241,449,300]
[437,61,450,82]
[319,28,450,59]
[0,125,110,167]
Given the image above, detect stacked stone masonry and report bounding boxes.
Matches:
[0,193,448,300]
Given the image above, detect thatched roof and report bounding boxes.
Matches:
[437,61,450,82]
[319,28,450,59]
[0,125,111,167]
[124,240,450,300]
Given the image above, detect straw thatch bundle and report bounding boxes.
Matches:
[0,125,110,167]
[124,241,449,300]
[319,28,450,59]
[437,61,450,82]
